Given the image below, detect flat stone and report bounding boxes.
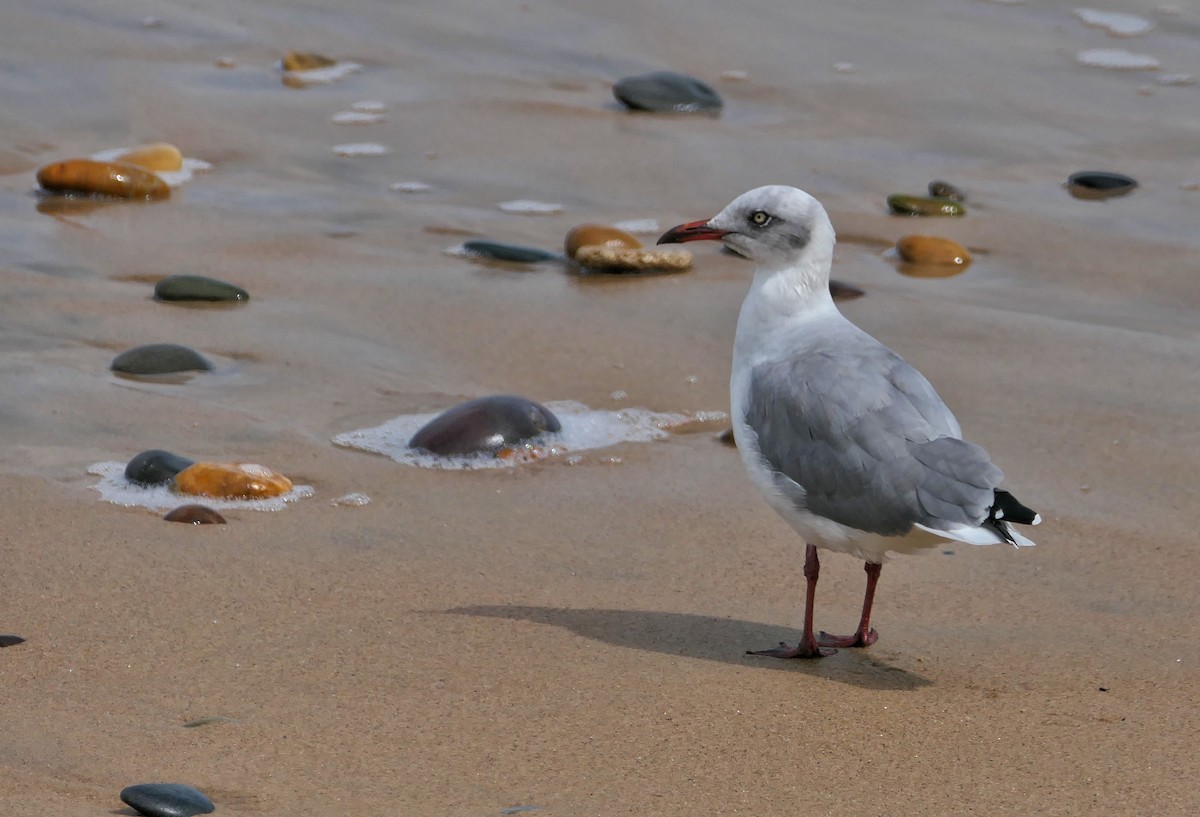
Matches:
[1066,171,1138,200]
[155,275,249,302]
[119,783,214,817]
[613,71,723,113]
[896,235,972,266]
[173,462,293,500]
[409,395,562,456]
[887,194,966,217]
[112,344,212,375]
[0,635,25,648]
[829,280,865,301]
[461,240,560,263]
[125,450,195,486]
[163,504,227,524]
[37,158,170,200]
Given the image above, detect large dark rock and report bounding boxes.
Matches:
[111,344,212,375]
[613,71,723,113]
[154,274,249,302]
[119,783,215,817]
[409,395,562,456]
[125,450,195,486]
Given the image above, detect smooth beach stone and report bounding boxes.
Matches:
[829,280,865,301]
[182,716,236,728]
[564,224,642,260]
[613,71,723,113]
[173,462,293,500]
[887,194,966,217]
[163,504,227,524]
[154,274,249,302]
[113,143,184,173]
[895,235,972,266]
[461,240,560,263]
[111,343,212,375]
[1066,171,1138,200]
[0,635,25,648]
[281,51,336,71]
[573,245,692,274]
[409,395,562,456]
[36,159,170,200]
[119,783,214,817]
[927,180,965,201]
[125,449,195,486]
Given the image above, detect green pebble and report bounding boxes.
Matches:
[887,194,966,217]
[111,343,212,375]
[155,274,249,302]
[462,240,561,264]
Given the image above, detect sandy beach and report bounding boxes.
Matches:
[1,0,1197,814]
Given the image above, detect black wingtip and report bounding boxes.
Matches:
[991,489,1039,525]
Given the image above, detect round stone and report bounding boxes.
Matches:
[461,240,561,263]
[119,783,214,817]
[173,462,293,500]
[409,395,562,456]
[163,504,227,524]
[125,450,195,486]
[564,224,642,259]
[36,159,170,199]
[895,235,973,266]
[113,143,184,173]
[1065,171,1138,200]
[887,194,966,217]
[154,275,249,302]
[281,51,336,72]
[927,180,965,201]
[111,344,212,375]
[613,71,723,113]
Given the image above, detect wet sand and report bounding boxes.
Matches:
[1,1,1198,814]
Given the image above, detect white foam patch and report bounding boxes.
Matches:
[612,218,660,234]
[332,400,714,470]
[498,199,563,215]
[333,142,389,157]
[332,111,386,124]
[90,148,213,188]
[352,100,387,113]
[1157,73,1196,86]
[391,180,432,193]
[1074,8,1154,37]
[1076,48,1161,70]
[87,461,314,512]
[283,62,363,85]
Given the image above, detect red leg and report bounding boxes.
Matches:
[749,544,836,659]
[818,561,881,648]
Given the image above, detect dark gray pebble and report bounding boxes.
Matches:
[112,344,212,375]
[125,450,195,486]
[409,395,562,456]
[613,71,723,113]
[927,180,965,201]
[462,240,561,264]
[119,783,214,817]
[0,635,25,648]
[1066,171,1138,200]
[154,274,249,302]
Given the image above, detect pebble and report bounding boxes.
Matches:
[887,194,966,217]
[111,344,212,375]
[182,716,236,728]
[408,395,562,456]
[573,245,693,273]
[281,51,336,71]
[0,635,25,648]
[1065,171,1138,200]
[895,235,972,266]
[119,783,214,817]
[461,240,561,263]
[564,224,642,259]
[112,143,184,173]
[829,280,866,301]
[125,450,196,486]
[613,71,723,113]
[154,274,249,302]
[927,180,965,201]
[163,504,227,524]
[36,159,170,199]
[173,462,294,500]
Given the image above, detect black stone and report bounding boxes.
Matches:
[154,274,249,302]
[927,180,965,201]
[1066,171,1138,200]
[112,344,212,375]
[119,783,214,817]
[409,395,562,456]
[0,635,25,648]
[613,71,723,113]
[125,450,195,485]
[462,240,561,264]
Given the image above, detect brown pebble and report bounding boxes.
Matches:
[173,462,293,500]
[829,280,865,301]
[717,428,737,447]
[281,51,337,71]
[896,235,972,266]
[36,159,170,199]
[113,142,184,173]
[163,504,227,524]
[564,224,641,259]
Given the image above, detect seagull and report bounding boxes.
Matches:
[658,185,1039,658]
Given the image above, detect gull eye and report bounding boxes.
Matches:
[749,210,772,227]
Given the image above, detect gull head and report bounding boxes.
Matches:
[657,185,835,273]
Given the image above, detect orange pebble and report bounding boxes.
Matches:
[36,158,170,199]
[564,224,642,259]
[113,142,184,172]
[172,462,293,500]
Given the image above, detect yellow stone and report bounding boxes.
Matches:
[113,142,184,173]
[895,235,972,266]
[282,51,337,72]
[573,245,692,272]
[172,462,293,500]
[564,224,642,260]
[36,158,170,200]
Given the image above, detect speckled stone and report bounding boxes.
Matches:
[409,395,562,456]
[154,275,249,302]
[119,783,214,817]
[111,344,212,375]
[613,71,723,113]
[461,240,560,263]
[125,450,195,486]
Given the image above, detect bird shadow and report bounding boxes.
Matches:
[444,605,931,691]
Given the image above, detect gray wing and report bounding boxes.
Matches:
[746,334,1002,536]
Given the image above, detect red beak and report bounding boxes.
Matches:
[656,219,729,245]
